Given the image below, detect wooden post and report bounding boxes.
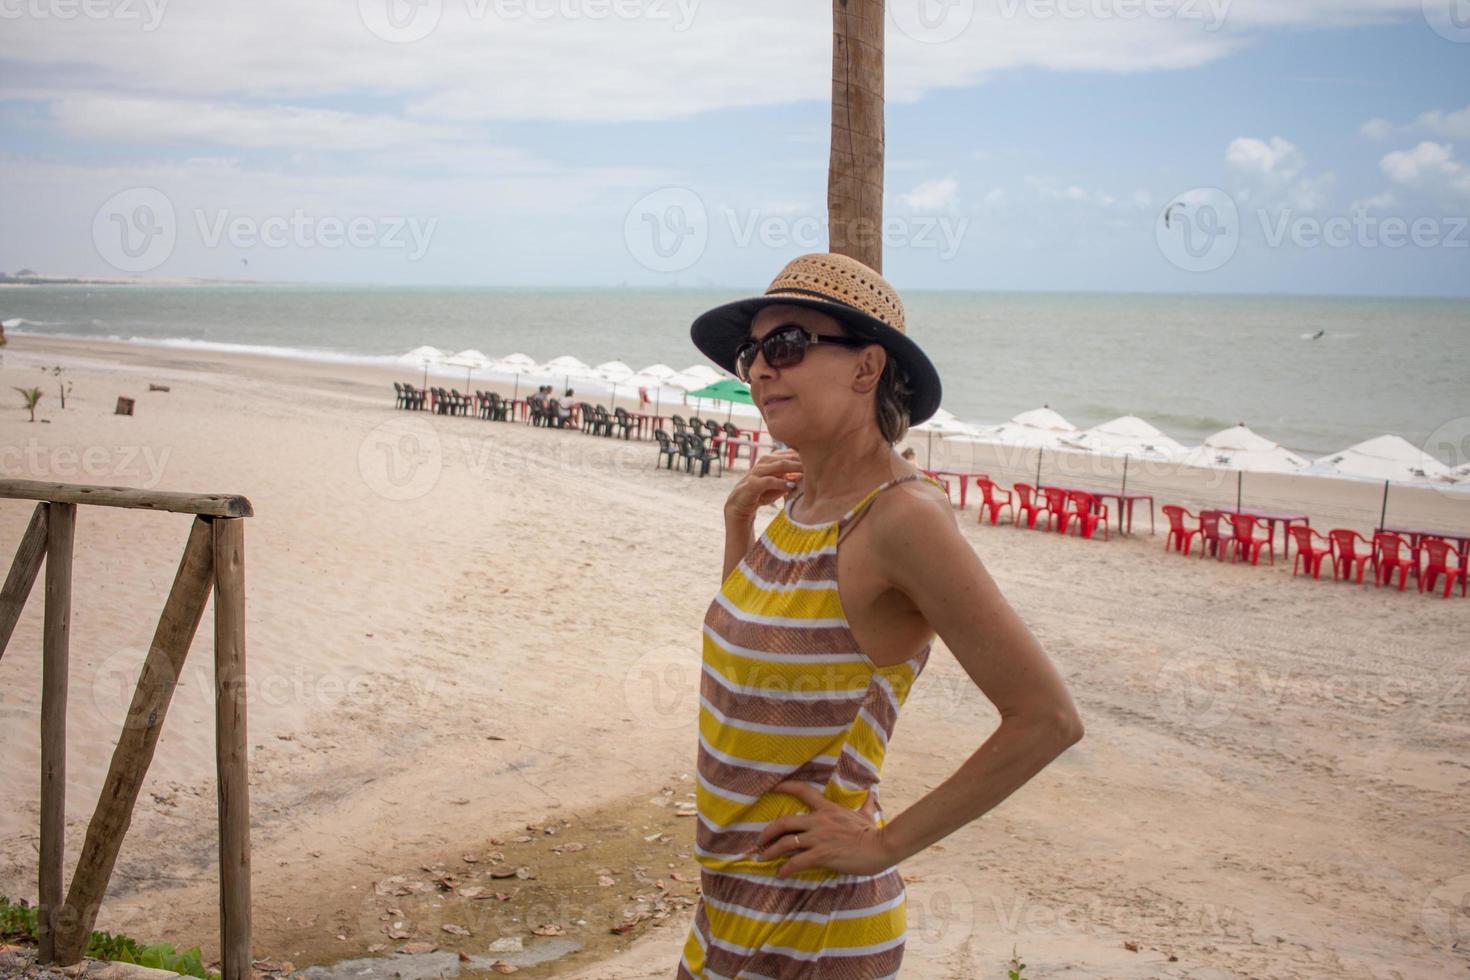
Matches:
[213,517,251,979]
[38,501,76,963]
[828,0,886,272]
[0,503,48,662]
[51,517,216,963]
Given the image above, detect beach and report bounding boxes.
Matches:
[0,334,1466,979]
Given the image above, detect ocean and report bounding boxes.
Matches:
[3,285,1467,461]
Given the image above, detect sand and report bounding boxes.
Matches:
[0,334,1466,979]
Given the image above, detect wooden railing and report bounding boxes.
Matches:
[0,479,254,978]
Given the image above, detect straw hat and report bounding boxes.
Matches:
[690,252,943,426]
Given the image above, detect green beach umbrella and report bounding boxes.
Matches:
[687,378,753,423]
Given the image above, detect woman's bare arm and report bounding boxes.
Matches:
[867,486,1084,866]
[722,511,755,585]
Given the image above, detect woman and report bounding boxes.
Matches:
[677,253,1084,978]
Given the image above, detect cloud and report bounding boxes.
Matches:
[897,177,959,213]
[50,95,473,152]
[0,0,1437,126]
[1360,117,1395,141]
[1226,135,1334,210]
[1226,136,1305,183]
[1379,141,1470,205]
[1416,105,1470,142]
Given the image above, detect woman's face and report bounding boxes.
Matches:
[745,304,884,447]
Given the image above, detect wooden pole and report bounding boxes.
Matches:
[51,517,216,964]
[38,501,76,963]
[213,517,252,980]
[1121,455,1130,497]
[0,503,48,662]
[0,479,252,518]
[828,0,886,272]
[1378,480,1389,533]
[1236,470,1243,512]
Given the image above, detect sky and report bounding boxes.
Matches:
[0,0,1467,294]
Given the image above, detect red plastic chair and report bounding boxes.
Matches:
[1012,483,1045,530]
[975,478,1014,526]
[1197,510,1234,561]
[1372,532,1418,592]
[1039,487,1073,533]
[1286,525,1333,579]
[1162,505,1199,555]
[1419,536,1467,598]
[1066,491,1110,541]
[1327,529,1374,584]
[1227,514,1274,566]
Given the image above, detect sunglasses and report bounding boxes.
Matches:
[733,324,872,383]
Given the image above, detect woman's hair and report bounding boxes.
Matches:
[840,324,912,445]
[565,388,574,396]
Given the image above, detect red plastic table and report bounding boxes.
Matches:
[930,471,988,510]
[1382,526,1470,565]
[1040,484,1156,536]
[1221,509,1309,560]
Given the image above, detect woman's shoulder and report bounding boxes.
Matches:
[871,468,956,522]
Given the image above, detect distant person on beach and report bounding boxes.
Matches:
[900,446,916,462]
[556,388,575,427]
[679,252,1084,978]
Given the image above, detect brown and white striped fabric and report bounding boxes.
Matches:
[676,474,944,979]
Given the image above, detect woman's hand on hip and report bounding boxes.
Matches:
[749,780,895,878]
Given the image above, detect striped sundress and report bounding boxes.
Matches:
[677,473,946,979]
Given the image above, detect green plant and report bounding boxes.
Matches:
[1007,942,1027,979]
[13,386,41,422]
[0,897,214,978]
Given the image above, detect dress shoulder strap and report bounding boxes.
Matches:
[836,473,946,540]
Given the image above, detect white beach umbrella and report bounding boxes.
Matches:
[1060,416,1190,461]
[662,371,712,392]
[1305,435,1457,485]
[969,406,1076,449]
[620,370,682,418]
[908,413,984,470]
[444,349,493,387]
[681,364,724,384]
[594,360,636,380]
[494,352,539,372]
[488,352,540,401]
[400,345,448,364]
[533,354,601,393]
[400,345,448,388]
[1177,424,1309,474]
[593,360,637,406]
[1307,435,1463,529]
[1008,407,1077,432]
[640,363,681,380]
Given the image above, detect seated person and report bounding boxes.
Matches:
[555,388,575,427]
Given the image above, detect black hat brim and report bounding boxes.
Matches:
[690,294,943,427]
